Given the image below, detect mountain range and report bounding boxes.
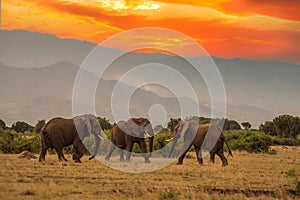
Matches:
[0,30,299,128]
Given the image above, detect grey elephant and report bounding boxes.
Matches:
[167,120,232,166]
[105,118,154,163]
[39,115,103,162]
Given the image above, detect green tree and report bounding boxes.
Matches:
[0,119,6,130]
[167,118,181,132]
[11,121,34,133]
[97,117,113,130]
[241,122,251,130]
[259,121,276,136]
[34,119,46,133]
[222,119,241,130]
[273,115,300,138]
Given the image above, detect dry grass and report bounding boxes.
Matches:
[0,146,299,200]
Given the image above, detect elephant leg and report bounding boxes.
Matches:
[176,144,192,165]
[39,144,49,162]
[105,143,116,161]
[138,140,150,163]
[124,141,134,162]
[194,146,203,165]
[54,146,67,162]
[210,146,218,164]
[209,152,216,164]
[119,148,124,161]
[73,139,84,163]
[216,149,228,166]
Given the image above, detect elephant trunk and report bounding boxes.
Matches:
[168,138,178,158]
[89,133,100,160]
[148,136,154,158]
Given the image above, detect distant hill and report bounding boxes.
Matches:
[0,30,299,127]
[0,30,95,67]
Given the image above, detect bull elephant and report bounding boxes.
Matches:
[39,115,103,162]
[167,120,232,166]
[105,118,154,163]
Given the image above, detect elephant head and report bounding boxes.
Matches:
[126,118,155,158]
[74,115,103,160]
[167,120,198,158]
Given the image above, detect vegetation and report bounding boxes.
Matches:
[34,119,46,134]
[222,119,241,130]
[0,130,40,153]
[260,115,300,139]
[97,117,113,130]
[0,146,298,199]
[0,119,6,130]
[167,118,181,132]
[241,122,251,130]
[0,115,300,155]
[11,121,34,133]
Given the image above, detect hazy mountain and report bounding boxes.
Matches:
[0,30,95,67]
[0,30,299,128]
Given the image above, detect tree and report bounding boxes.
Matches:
[273,115,300,138]
[97,117,113,130]
[0,119,6,130]
[11,121,34,133]
[241,122,251,130]
[167,118,181,132]
[259,121,276,136]
[34,119,46,133]
[222,119,241,130]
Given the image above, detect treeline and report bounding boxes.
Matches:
[0,115,299,154]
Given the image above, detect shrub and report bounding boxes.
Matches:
[0,130,40,153]
[224,131,273,153]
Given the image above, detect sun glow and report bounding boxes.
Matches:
[96,0,161,11]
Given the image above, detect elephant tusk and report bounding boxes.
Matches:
[165,137,174,142]
[97,134,105,140]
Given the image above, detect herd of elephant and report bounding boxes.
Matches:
[39,115,233,166]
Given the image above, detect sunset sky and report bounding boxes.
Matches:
[2,0,300,64]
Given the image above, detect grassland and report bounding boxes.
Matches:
[0,146,299,200]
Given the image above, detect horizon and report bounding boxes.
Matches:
[1,29,300,67]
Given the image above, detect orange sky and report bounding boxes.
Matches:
[2,0,300,64]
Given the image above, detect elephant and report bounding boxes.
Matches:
[39,115,103,162]
[167,120,232,166]
[105,118,154,163]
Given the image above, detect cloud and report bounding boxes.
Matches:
[221,0,300,21]
[2,0,300,64]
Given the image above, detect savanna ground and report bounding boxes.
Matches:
[0,146,299,200]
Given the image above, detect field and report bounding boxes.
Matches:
[0,146,299,200]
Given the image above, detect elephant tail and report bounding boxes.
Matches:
[224,138,233,157]
[41,128,53,148]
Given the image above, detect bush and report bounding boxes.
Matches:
[272,137,300,146]
[224,131,273,153]
[0,130,40,153]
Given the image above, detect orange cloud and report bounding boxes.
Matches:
[2,0,300,64]
[221,0,300,21]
